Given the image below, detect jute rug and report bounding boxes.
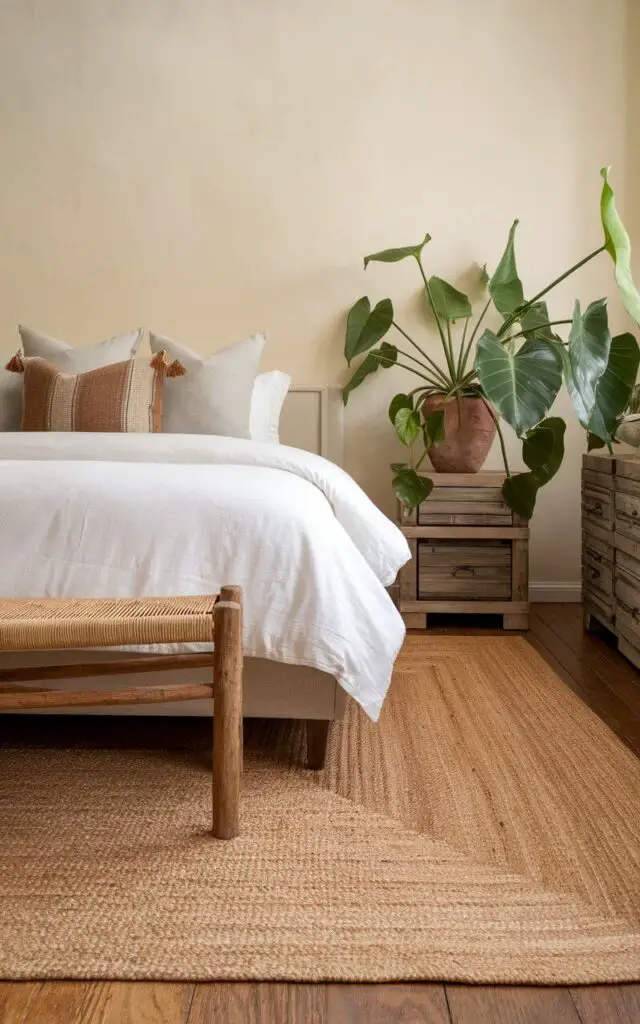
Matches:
[1,636,639,983]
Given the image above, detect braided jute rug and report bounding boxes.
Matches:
[1,635,639,983]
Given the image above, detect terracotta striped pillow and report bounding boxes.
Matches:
[5,352,185,433]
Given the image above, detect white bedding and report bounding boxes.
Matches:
[0,433,410,721]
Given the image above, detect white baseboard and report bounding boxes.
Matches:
[529,582,582,603]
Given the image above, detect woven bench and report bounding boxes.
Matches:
[0,587,243,840]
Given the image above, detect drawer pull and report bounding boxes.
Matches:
[587,551,603,563]
[585,502,603,516]
[452,565,475,577]
[618,597,640,622]
[588,567,600,581]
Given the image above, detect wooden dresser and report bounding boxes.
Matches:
[583,452,640,668]
[397,471,529,630]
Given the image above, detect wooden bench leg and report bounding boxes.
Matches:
[306,719,331,770]
[212,585,243,839]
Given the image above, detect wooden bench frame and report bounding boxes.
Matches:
[0,586,243,840]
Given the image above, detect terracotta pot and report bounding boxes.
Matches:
[422,394,496,473]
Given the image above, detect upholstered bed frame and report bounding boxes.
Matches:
[2,387,348,767]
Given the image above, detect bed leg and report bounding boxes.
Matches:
[212,585,243,840]
[306,719,331,770]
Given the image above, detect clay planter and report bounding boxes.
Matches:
[423,394,496,473]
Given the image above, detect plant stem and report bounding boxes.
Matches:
[482,398,510,476]
[459,297,492,374]
[368,351,438,383]
[498,245,606,337]
[456,317,469,378]
[391,320,451,388]
[416,255,458,379]
[509,319,573,341]
[392,346,446,387]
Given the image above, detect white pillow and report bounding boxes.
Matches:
[149,331,266,438]
[250,371,291,443]
[0,326,143,430]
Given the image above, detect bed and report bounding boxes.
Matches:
[0,386,410,769]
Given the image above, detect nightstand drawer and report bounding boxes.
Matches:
[418,486,511,526]
[582,483,614,531]
[418,540,511,600]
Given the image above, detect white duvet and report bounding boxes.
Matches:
[0,433,410,720]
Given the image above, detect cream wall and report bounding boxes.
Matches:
[0,0,632,591]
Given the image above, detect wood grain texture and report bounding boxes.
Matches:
[0,682,214,710]
[0,982,41,1023]
[188,983,326,1024]
[569,984,640,1023]
[446,984,581,1023]
[22,982,193,1024]
[327,984,451,1023]
[0,654,213,684]
[212,586,243,839]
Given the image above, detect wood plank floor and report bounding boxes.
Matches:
[1,603,639,1023]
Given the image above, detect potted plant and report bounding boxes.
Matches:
[342,168,640,519]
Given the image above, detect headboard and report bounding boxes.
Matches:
[278,386,344,467]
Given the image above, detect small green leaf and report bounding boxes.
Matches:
[502,472,539,519]
[393,468,433,509]
[489,220,525,317]
[475,330,563,436]
[428,277,472,321]
[394,407,421,446]
[377,341,398,367]
[601,166,640,327]
[587,433,606,451]
[344,296,370,364]
[388,393,413,425]
[390,461,410,473]
[423,409,445,448]
[342,352,382,404]
[588,332,640,442]
[519,301,562,343]
[344,297,393,364]
[364,233,431,269]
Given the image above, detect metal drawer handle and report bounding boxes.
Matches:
[589,567,600,581]
[585,502,603,516]
[618,597,640,622]
[453,565,475,577]
[588,551,603,563]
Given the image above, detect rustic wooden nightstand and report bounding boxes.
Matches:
[397,471,530,630]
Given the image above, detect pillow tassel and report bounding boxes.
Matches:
[166,359,186,378]
[149,349,170,373]
[5,352,24,373]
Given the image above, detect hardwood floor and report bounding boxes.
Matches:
[1,604,639,1023]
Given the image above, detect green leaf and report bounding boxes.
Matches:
[392,468,433,509]
[344,297,393,364]
[587,433,606,451]
[427,277,472,321]
[600,166,640,327]
[423,409,445,448]
[519,301,562,343]
[588,332,640,442]
[489,220,525,317]
[522,417,565,483]
[565,298,611,428]
[474,329,563,436]
[501,417,566,519]
[394,407,421,446]
[342,351,383,404]
[364,233,431,269]
[502,473,539,519]
[388,393,413,425]
[391,461,410,473]
[377,341,398,367]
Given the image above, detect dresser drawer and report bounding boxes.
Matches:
[582,483,614,531]
[584,585,614,628]
[418,541,511,600]
[418,487,512,526]
[614,491,640,542]
[582,549,613,599]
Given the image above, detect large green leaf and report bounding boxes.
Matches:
[474,329,563,436]
[392,467,433,509]
[601,166,640,327]
[344,297,393,364]
[427,277,472,321]
[489,220,525,318]
[565,298,611,428]
[588,332,640,442]
[519,301,561,343]
[342,342,399,404]
[394,407,421,446]
[364,233,431,269]
[423,409,445,448]
[501,417,566,519]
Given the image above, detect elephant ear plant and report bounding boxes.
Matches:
[342,168,640,519]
